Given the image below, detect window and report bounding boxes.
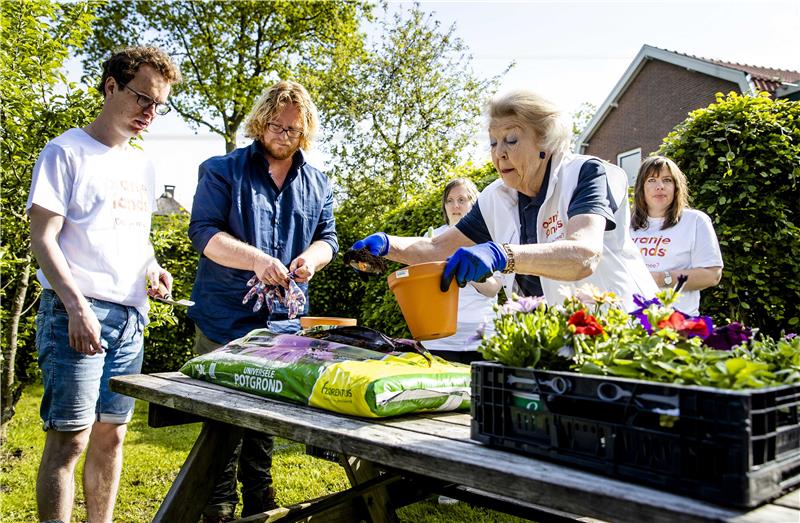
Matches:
[617,148,642,187]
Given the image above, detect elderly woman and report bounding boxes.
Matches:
[630,156,722,315]
[353,90,657,310]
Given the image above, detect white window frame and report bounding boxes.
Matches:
[617,148,642,187]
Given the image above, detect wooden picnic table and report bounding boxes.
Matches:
[110,372,800,523]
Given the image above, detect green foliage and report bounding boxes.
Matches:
[0,0,101,424]
[83,0,371,152]
[310,161,497,338]
[659,92,800,335]
[326,5,510,228]
[144,214,198,373]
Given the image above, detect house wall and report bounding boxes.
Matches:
[583,59,739,163]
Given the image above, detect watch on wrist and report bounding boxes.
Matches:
[662,272,673,287]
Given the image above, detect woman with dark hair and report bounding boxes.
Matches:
[630,156,723,315]
[422,178,500,364]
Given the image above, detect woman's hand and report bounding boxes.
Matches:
[351,232,389,257]
[440,242,507,291]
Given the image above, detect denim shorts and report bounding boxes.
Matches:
[36,289,145,431]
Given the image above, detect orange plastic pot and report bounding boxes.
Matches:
[387,261,459,340]
[300,316,357,329]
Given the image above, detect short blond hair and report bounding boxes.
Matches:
[487,90,571,156]
[244,80,319,150]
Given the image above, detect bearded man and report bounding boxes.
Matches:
[187,80,338,521]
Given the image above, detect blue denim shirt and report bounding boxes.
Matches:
[188,140,338,344]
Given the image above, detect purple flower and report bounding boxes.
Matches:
[557,345,575,359]
[630,294,662,333]
[500,295,546,316]
[785,333,797,340]
[466,322,486,343]
[704,322,753,350]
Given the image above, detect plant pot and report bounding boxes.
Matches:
[387,261,459,340]
[300,316,358,329]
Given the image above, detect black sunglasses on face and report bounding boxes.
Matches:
[122,84,171,115]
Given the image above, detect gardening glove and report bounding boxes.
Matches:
[351,232,390,257]
[441,241,507,292]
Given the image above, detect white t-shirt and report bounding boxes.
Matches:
[629,209,723,316]
[26,128,157,317]
[422,225,498,352]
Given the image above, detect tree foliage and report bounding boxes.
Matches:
[83,0,371,152]
[326,5,510,232]
[0,0,101,435]
[660,92,800,335]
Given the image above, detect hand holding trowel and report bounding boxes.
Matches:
[150,280,194,307]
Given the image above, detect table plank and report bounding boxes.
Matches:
[112,373,796,523]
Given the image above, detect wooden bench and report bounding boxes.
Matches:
[110,372,800,523]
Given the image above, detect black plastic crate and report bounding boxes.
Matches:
[470,361,800,507]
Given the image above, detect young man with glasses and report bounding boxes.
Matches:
[27,46,181,522]
[187,80,337,522]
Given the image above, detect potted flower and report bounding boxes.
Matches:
[470,283,800,507]
[477,283,800,389]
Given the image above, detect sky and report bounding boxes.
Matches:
[114,0,799,210]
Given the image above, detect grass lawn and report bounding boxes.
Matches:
[1,384,531,522]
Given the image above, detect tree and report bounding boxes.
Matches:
[324,5,510,232]
[660,92,800,335]
[570,101,596,152]
[83,0,371,152]
[0,0,100,438]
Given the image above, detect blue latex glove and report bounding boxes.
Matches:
[351,232,389,257]
[441,242,507,292]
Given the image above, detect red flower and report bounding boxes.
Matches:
[657,311,712,339]
[568,311,604,336]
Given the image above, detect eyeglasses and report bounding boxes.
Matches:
[122,84,171,115]
[267,122,303,139]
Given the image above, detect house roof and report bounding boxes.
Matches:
[576,45,800,152]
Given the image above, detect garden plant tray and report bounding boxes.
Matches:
[470,361,800,507]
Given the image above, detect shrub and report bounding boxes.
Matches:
[659,92,800,335]
[145,214,198,372]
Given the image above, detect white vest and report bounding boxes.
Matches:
[477,153,657,311]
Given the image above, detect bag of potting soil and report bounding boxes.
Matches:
[179,328,471,418]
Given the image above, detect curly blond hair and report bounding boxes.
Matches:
[98,45,181,96]
[244,80,319,150]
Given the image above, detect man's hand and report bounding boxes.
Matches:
[147,265,174,298]
[289,256,315,283]
[351,232,389,257]
[68,303,103,355]
[253,252,291,288]
[441,242,508,292]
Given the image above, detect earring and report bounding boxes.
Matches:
[539,151,546,159]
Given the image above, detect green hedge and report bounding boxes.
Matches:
[145,214,198,372]
[659,92,800,335]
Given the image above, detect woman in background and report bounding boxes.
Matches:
[422,178,500,364]
[630,156,723,315]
